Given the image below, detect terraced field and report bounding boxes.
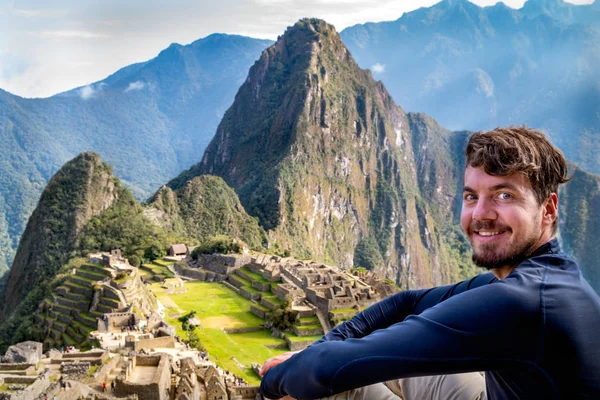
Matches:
[139,259,176,281]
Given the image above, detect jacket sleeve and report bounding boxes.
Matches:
[312,272,497,344]
[259,275,540,400]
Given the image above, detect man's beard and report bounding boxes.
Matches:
[470,222,539,270]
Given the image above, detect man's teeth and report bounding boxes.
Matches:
[478,231,500,236]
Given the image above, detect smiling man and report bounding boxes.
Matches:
[260,127,600,400]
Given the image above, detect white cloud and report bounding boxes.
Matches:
[79,85,95,99]
[29,30,109,39]
[371,63,385,73]
[124,81,145,92]
[14,9,69,18]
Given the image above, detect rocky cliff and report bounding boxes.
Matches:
[170,19,467,288]
[559,166,600,292]
[0,152,119,322]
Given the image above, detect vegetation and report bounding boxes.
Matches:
[266,299,298,332]
[353,237,383,271]
[150,176,267,250]
[79,187,170,261]
[191,235,244,258]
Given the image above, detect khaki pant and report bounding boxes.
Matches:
[321,373,486,400]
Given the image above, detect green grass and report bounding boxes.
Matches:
[152,281,287,384]
[238,267,269,283]
[299,316,319,323]
[330,308,357,314]
[262,295,284,306]
[88,365,99,376]
[296,324,322,330]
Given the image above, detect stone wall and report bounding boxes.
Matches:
[134,336,175,351]
[61,361,91,379]
[0,364,35,374]
[250,305,267,319]
[116,354,170,400]
[96,354,121,384]
[174,263,226,282]
[0,372,50,400]
[228,386,261,399]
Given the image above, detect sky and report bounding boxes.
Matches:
[0,0,594,98]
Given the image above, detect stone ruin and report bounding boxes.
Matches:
[61,361,91,379]
[0,341,42,364]
[116,354,171,400]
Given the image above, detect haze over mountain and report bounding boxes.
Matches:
[0,34,272,274]
[341,0,600,174]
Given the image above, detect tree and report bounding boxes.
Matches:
[144,245,165,261]
[353,236,383,270]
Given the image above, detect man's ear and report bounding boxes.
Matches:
[542,193,559,227]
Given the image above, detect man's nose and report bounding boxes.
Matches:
[472,198,497,221]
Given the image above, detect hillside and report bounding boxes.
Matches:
[170,19,474,289]
[0,34,272,275]
[147,175,267,249]
[559,166,600,292]
[340,0,600,175]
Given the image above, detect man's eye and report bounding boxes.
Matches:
[498,192,512,200]
[464,194,477,201]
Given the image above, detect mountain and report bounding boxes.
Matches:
[340,0,600,175]
[559,166,600,292]
[0,34,272,275]
[0,153,120,323]
[147,175,267,249]
[0,152,270,349]
[170,19,477,289]
[170,18,600,294]
[521,0,600,29]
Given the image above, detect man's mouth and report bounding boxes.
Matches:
[475,231,502,237]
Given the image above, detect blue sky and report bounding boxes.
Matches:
[0,0,593,98]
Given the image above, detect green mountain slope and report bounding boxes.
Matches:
[0,34,272,275]
[559,166,600,292]
[147,175,267,249]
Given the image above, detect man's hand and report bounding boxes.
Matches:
[259,350,301,376]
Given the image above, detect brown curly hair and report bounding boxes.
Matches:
[465,126,570,231]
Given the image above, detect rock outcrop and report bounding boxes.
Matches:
[1,341,43,364]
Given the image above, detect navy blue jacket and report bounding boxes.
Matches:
[260,239,600,399]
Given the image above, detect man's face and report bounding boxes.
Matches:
[461,166,551,270]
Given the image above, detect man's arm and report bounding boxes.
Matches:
[259,272,497,378]
[260,279,536,400]
[313,272,496,344]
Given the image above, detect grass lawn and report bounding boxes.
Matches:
[151,281,288,384]
[330,308,357,314]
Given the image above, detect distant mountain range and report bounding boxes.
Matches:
[0,35,272,274]
[340,0,600,173]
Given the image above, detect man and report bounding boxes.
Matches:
[259,127,600,399]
